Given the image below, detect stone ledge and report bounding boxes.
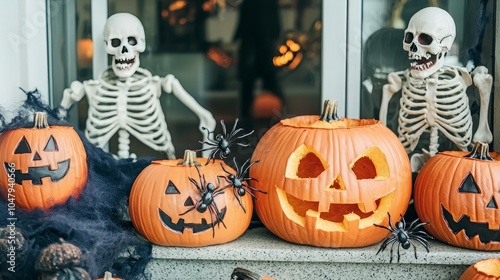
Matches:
[146,227,500,279]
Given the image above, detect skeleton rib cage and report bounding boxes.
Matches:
[398,66,472,154]
[85,69,174,155]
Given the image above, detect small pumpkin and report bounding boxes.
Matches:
[231,267,274,280]
[0,112,88,211]
[129,150,253,247]
[39,267,91,280]
[96,271,122,280]
[35,239,82,272]
[414,142,500,250]
[460,258,500,280]
[249,100,412,247]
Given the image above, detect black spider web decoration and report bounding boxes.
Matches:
[374,213,433,263]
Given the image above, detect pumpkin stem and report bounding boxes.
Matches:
[465,142,494,161]
[319,100,340,122]
[177,150,201,166]
[33,112,50,129]
[103,271,113,280]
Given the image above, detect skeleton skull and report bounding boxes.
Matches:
[403,7,455,79]
[103,13,146,79]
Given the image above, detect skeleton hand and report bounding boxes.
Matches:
[55,106,68,120]
[410,150,432,173]
[59,81,86,120]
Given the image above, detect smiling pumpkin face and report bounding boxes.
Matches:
[129,152,253,247]
[414,142,500,250]
[250,112,412,248]
[0,112,88,211]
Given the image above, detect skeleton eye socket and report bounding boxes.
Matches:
[111,38,121,47]
[404,32,414,43]
[417,33,433,45]
[128,37,138,46]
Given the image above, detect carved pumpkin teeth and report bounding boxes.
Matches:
[277,188,395,230]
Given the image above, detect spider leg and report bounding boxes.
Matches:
[412,236,431,252]
[407,220,429,233]
[389,239,398,263]
[179,206,197,216]
[376,236,396,255]
[387,213,397,231]
[400,214,407,229]
[373,224,392,232]
[241,159,260,175]
[242,181,267,195]
[233,187,247,213]
[211,201,227,229]
[412,230,434,240]
[189,177,203,192]
[220,119,228,136]
[219,162,233,176]
[208,205,217,238]
[410,241,419,259]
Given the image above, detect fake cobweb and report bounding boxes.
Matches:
[0,89,153,279]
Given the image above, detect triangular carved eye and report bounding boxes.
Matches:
[184,197,194,207]
[44,135,59,151]
[487,197,498,209]
[286,144,328,179]
[14,136,31,154]
[458,173,481,194]
[165,181,180,194]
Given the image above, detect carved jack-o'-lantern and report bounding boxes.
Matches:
[414,142,500,250]
[129,150,253,247]
[250,100,412,247]
[460,258,500,279]
[0,112,88,211]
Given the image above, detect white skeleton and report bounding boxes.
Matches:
[379,7,493,172]
[58,13,216,159]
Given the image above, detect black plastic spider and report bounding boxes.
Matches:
[218,157,267,213]
[180,165,227,237]
[374,213,433,263]
[197,119,254,165]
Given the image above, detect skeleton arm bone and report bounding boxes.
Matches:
[470,66,493,144]
[161,74,217,155]
[58,80,99,120]
[379,71,403,125]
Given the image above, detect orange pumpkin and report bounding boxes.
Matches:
[249,100,412,247]
[460,258,500,280]
[96,271,122,280]
[129,150,253,247]
[414,142,500,250]
[0,112,88,211]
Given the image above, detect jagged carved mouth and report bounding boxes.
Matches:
[276,188,395,231]
[114,56,136,70]
[442,205,500,244]
[4,160,70,185]
[159,207,227,234]
[410,54,437,71]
